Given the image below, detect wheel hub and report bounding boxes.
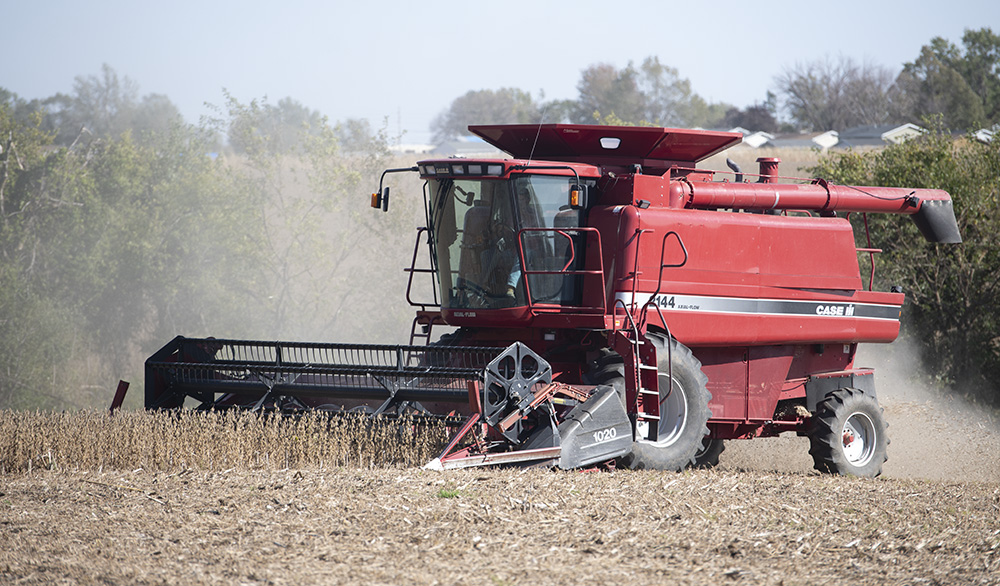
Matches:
[646,373,688,447]
[841,412,876,466]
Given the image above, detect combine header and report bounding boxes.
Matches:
[146,124,961,477]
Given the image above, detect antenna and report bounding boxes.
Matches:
[526,100,550,164]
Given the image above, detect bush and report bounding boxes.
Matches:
[811,122,1000,406]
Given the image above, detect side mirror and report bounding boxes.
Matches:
[370,187,390,212]
[370,166,418,213]
[569,184,588,209]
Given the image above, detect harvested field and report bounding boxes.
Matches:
[2,467,998,585]
[2,380,999,584]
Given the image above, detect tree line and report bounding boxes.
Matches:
[432,27,1000,141]
[1,67,418,410]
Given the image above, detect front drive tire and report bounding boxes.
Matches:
[808,387,889,478]
[693,438,725,469]
[622,333,712,471]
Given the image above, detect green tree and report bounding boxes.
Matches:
[0,87,269,409]
[810,122,1000,406]
[573,58,730,127]
[336,117,384,153]
[0,99,84,408]
[222,94,326,155]
[639,56,732,128]
[431,88,541,143]
[1,73,428,411]
[894,28,1000,130]
[572,62,646,124]
[31,64,184,146]
[207,93,415,342]
[895,44,986,130]
[958,28,1000,123]
[723,102,778,132]
[535,98,577,124]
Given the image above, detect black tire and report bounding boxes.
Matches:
[422,330,468,367]
[586,347,627,408]
[808,387,888,478]
[692,438,725,469]
[622,333,712,471]
[431,329,467,347]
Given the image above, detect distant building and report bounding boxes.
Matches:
[723,127,778,149]
[389,143,436,155]
[837,124,925,148]
[750,130,839,150]
[731,123,929,151]
[741,131,776,149]
[974,127,995,144]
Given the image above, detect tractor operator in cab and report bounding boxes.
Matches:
[502,184,537,301]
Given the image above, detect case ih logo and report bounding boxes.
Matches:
[816,304,856,317]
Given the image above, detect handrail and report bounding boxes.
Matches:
[856,247,883,292]
[404,227,441,310]
[612,228,687,411]
[610,297,644,414]
[611,297,642,341]
[860,212,879,292]
[515,226,607,314]
[650,231,689,297]
[639,230,689,328]
[629,228,654,317]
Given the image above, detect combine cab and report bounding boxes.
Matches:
[146,124,961,477]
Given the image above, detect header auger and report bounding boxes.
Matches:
[144,124,960,477]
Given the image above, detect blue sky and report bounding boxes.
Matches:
[3,0,998,143]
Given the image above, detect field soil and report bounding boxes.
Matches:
[2,465,998,585]
[3,361,1000,585]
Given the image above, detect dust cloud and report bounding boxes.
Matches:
[721,339,1000,482]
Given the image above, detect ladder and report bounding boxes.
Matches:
[611,228,688,442]
[408,311,447,346]
[634,336,662,441]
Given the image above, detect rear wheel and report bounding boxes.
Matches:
[623,333,712,471]
[808,387,888,477]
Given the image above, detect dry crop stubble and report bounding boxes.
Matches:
[0,410,451,473]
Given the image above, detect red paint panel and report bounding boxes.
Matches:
[611,206,901,346]
[757,215,862,290]
[696,344,858,426]
[746,348,794,420]
[636,209,862,292]
[695,348,748,421]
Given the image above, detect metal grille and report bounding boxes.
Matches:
[145,337,503,409]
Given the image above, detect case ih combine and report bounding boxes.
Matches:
[145,124,961,477]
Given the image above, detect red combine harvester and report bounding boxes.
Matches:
[145,124,961,477]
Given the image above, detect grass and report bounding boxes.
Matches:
[0,409,452,473]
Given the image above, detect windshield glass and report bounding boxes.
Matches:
[428,175,584,311]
